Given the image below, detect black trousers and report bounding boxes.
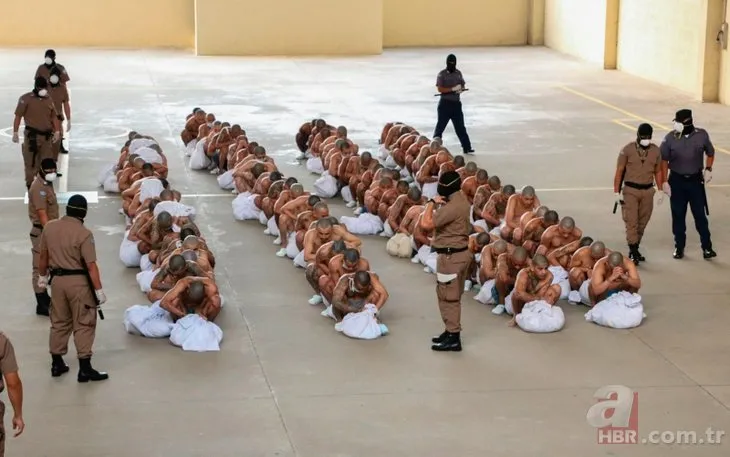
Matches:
[668,172,712,250]
[433,100,472,152]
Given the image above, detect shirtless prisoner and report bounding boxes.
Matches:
[501,186,540,241]
[508,254,561,327]
[331,271,389,322]
[589,252,641,305]
[564,240,608,291]
[160,276,222,322]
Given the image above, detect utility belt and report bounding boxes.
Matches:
[25,126,53,166]
[432,246,468,255]
[670,171,702,181]
[50,268,87,277]
[30,223,43,237]
[623,181,654,190]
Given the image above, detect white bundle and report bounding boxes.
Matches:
[339,214,383,236]
[516,300,565,333]
[170,314,223,352]
[154,201,196,220]
[585,291,645,329]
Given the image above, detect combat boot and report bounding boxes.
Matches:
[35,292,50,316]
[78,357,109,383]
[51,354,69,377]
[628,244,640,265]
[634,244,646,262]
[431,331,449,344]
[431,332,462,352]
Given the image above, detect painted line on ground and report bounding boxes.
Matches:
[557,85,730,155]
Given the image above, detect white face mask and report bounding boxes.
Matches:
[49,75,60,85]
[38,89,48,97]
[44,172,57,182]
[45,57,53,65]
[673,121,685,133]
[639,139,651,147]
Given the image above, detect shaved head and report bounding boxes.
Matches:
[159,189,174,201]
[492,240,509,255]
[521,186,536,198]
[559,216,576,230]
[465,162,478,172]
[332,240,347,254]
[157,211,173,229]
[503,185,516,196]
[512,246,529,262]
[453,155,465,168]
[407,187,422,201]
[182,235,200,250]
[187,280,206,304]
[590,241,606,259]
[290,183,304,196]
[344,248,360,264]
[579,236,594,247]
[476,169,488,181]
[335,139,347,149]
[608,252,624,268]
[544,210,559,225]
[336,126,347,136]
[475,232,490,247]
[532,254,548,267]
[535,206,549,217]
[308,195,322,207]
[488,175,501,189]
[181,250,198,262]
[354,271,371,287]
[361,151,372,162]
[169,254,186,273]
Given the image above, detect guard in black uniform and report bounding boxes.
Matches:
[434,54,474,154]
[659,109,716,260]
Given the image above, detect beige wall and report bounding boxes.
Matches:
[718,2,730,104]
[195,0,383,56]
[544,0,608,66]
[383,0,530,47]
[0,0,194,48]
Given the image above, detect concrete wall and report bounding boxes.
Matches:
[383,0,530,47]
[194,0,382,56]
[544,0,608,66]
[718,2,730,104]
[0,0,195,49]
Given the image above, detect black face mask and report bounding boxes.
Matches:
[446,62,456,72]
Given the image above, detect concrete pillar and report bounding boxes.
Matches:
[528,0,545,45]
[699,0,725,102]
[603,0,620,69]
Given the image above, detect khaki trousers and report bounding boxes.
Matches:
[49,276,98,359]
[30,227,44,294]
[22,135,53,187]
[436,249,473,333]
[621,186,655,245]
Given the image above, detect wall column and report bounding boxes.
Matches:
[527,0,545,45]
[603,0,620,69]
[700,0,725,101]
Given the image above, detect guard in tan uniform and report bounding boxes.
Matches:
[48,66,71,157]
[35,49,70,86]
[614,123,663,265]
[37,195,109,382]
[12,77,61,189]
[0,332,25,456]
[29,158,60,316]
[421,171,473,352]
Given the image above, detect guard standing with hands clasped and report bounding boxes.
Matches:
[29,158,60,316]
[420,171,473,352]
[12,76,61,189]
[659,109,716,260]
[614,123,664,265]
[37,194,109,382]
[434,54,474,154]
[0,331,25,457]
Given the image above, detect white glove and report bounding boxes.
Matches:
[656,191,664,205]
[614,192,623,204]
[95,289,107,305]
[662,182,672,197]
[52,131,61,143]
[37,275,49,289]
[451,84,463,93]
[66,119,71,132]
[704,169,712,184]
[11,132,19,143]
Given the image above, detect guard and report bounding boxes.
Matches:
[28,158,60,316]
[434,54,474,154]
[37,194,109,382]
[35,49,70,86]
[12,77,61,189]
[48,66,71,157]
[659,109,716,260]
[614,123,663,265]
[0,331,25,455]
[421,171,473,352]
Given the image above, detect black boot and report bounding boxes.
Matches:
[431,331,448,344]
[77,357,109,383]
[703,248,717,260]
[673,248,684,259]
[51,354,70,377]
[35,292,50,316]
[628,244,640,265]
[635,244,646,262]
[431,332,462,352]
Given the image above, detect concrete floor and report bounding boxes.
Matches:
[0,46,729,456]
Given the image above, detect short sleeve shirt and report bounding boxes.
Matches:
[617,142,661,185]
[35,63,70,84]
[15,92,57,132]
[436,69,466,102]
[49,84,69,119]
[0,333,18,393]
[432,191,471,248]
[28,176,59,224]
[659,128,714,175]
[39,216,97,270]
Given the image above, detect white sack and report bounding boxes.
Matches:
[97,162,117,187]
[339,213,383,236]
[334,304,388,340]
[154,201,196,220]
[136,268,158,293]
[266,216,280,237]
[548,266,571,300]
[139,178,164,203]
[140,253,153,271]
[584,291,645,329]
[386,233,412,258]
[516,300,565,333]
[341,185,354,204]
[189,140,211,170]
[135,146,163,164]
[103,175,120,193]
[306,157,324,174]
[129,138,157,153]
[474,279,496,305]
[293,250,307,269]
[232,192,262,221]
[169,314,223,352]
[421,182,439,200]
[119,231,142,268]
[285,232,300,259]
[313,172,339,198]
[217,169,235,190]
[123,301,174,338]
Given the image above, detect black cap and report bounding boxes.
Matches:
[34,76,48,89]
[45,49,56,59]
[446,54,456,63]
[40,158,57,170]
[67,194,88,211]
[437,170,461,197]
[674,109,692,122]
[637,123,653,136]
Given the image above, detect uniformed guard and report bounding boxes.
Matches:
[37,194,109,382]
[0,331,25,455]
[12,76,61,189]
[434,54,474,154]
[28,158,60,316]
[659,109,716,260]
[35,49,70,87]
[47,66,71,157]
[420,171,473,352]
[613,123,664,265]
